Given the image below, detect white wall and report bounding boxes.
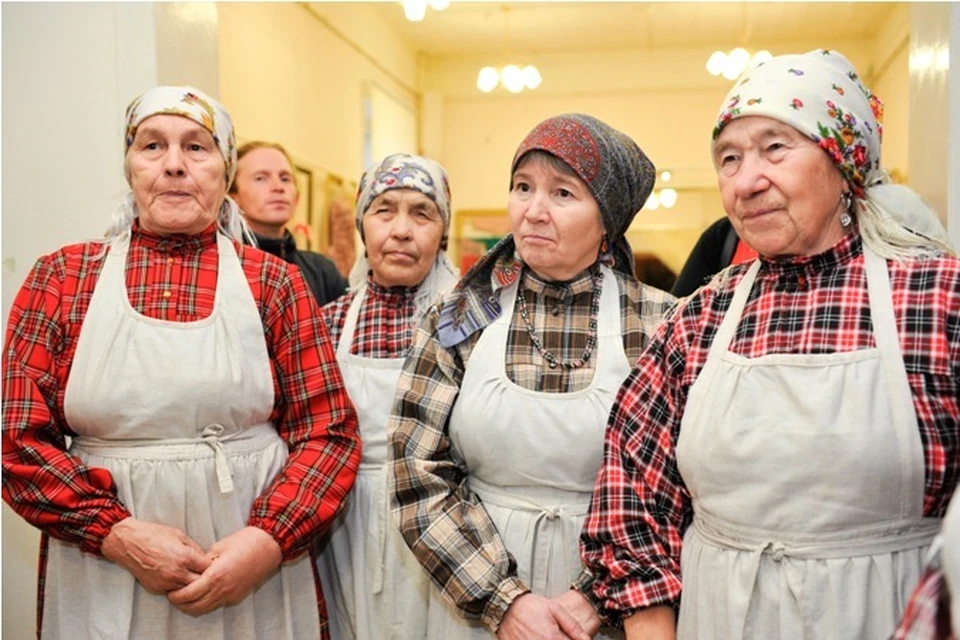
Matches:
[1,4,218,638]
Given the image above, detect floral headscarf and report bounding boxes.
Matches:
[713,49,949,246]
[714,49,882,197]
[124,86,237,188]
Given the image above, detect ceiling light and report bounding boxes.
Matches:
[659,188,678,209]
[660,170,672,182]
[706,51,726,76]
[402,0,448,22]
[707,48,773,80]
[477,66,500,93]
[500,65,525,93]
[522,65,542,90]
[402,0,427,22]
[645,192,660,211]
[477,64,541,93]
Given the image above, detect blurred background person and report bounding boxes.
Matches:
[670,216,757,297]
[231,141,348,306]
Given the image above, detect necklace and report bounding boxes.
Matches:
[516,268,604,370]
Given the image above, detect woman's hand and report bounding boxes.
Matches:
[623,606,676,640]
[553,589,601,637]
[166,526,282,616]
[498,592,591,640]
[101,517,211,594]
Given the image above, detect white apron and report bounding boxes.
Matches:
[46,233,319,640]
[316,285,430,640]
[438,266,628,639]
[675,245,940,639]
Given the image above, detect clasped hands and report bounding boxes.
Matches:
[497,589,602,640]
[101,518,282,616]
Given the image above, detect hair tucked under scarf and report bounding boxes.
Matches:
[713,49,953,259]
[104,86,252,245]
[349,153,459,322]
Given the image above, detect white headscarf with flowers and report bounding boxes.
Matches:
[714,49,951,255]
[349,153,459,322]
[106,86,251,244]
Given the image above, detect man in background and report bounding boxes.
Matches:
[232,141,348,306]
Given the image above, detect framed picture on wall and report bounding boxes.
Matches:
[293,165,314,250]
[454,209,511,274]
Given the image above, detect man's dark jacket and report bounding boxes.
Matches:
[253,231,348,307]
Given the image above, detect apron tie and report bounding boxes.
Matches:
[200,423,234,494]
[373,466,389,595]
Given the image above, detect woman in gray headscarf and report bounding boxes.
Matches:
[316,153,458,640]
[389,115,675,640]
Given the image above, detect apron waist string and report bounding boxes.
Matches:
[72,423,278,495]
[694,509,940,559]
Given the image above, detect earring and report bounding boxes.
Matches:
[840,192,853,228]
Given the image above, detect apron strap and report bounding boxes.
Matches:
[706,259,762,361]
[861,245,924,514]
[336,286,367,359]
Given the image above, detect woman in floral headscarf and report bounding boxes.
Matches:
[315,153,458,640]
[389,115,675,640]
[581,50,959,639]
[2,86,360,639]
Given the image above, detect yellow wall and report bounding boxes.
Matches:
[424,40,882,275]
[218,2,419,181]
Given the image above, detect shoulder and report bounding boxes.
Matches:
[32,240,109,285]
[615,270,676,310]
[887,252,960,290]
[237,243,296,283]
[321,289,357,330]
[294,249,341,274]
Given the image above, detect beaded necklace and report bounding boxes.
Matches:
[515,267,604,370]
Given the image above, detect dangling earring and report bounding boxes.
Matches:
[839,191,853,228]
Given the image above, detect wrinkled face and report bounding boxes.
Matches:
[508,155,605,281]
[362,189,445,288]
[126,115,226,235]
[232,148,299,229]
[714,116,848,258]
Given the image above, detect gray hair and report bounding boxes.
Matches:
[856,177,954,261]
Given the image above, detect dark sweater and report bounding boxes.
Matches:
[253,231,348,307]
[671,217,740,297]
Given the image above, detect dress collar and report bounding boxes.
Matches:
[131,218,218,254]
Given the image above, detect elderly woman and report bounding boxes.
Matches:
[315,153,459,640]
[580,50,959,639]
[390,114,675,640]
[1,87,361,639]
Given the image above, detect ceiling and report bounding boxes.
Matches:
[374,2,902,57]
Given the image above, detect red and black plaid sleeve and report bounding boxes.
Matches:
[2,245,131,555]
[581,233,960,623]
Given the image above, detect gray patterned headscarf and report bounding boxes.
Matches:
[348,153,458,321]
[512,113,655,248]
[438,114,656,348]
